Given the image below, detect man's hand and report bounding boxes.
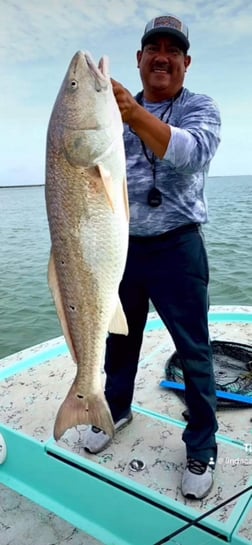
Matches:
[111,78,139,123]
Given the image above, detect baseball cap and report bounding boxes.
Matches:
[141,15,190,52]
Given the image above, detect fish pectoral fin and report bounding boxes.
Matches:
[53,383,115,441]
[123,175,130,222]
[96,163,115,212]
[108,298,128,335]
[48,250,78,364]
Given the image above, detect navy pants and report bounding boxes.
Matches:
[104,224,218,464]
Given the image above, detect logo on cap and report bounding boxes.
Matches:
[153,16,182,31]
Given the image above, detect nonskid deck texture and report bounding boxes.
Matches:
[0,306,251,545]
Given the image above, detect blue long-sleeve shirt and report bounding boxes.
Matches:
[124,87,221,236]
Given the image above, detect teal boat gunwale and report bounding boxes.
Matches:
[0,423,251,545]
[145,311,252,333]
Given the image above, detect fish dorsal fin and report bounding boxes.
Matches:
[48,251,78,363]
[96,163,115,212]
[108,297,128,335]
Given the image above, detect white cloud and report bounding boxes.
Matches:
[1,0,252,65]
[1,0,140,62]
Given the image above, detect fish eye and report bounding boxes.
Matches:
[70,79,78,89]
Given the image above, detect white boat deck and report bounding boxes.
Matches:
[0,306,251,545]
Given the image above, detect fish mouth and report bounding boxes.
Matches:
[85,52,109,92]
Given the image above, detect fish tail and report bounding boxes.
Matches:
[53,384,115,441]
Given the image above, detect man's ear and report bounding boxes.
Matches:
[184,55,191,70]
[136,50,142,68]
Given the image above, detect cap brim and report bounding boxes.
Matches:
[141,28,190,52]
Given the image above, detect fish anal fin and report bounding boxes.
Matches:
[108,298,128,335]
[53,383,115,440]
[48,251,78,363]
[96,163,115,212]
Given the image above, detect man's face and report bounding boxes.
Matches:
[137,35,191,100]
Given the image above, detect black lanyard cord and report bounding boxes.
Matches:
[131,90,175,185]
[139,99,174,184]
[130,89,181,207]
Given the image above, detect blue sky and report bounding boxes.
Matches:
[1,0,252,186]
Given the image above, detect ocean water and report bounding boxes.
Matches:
[0,175,251,359]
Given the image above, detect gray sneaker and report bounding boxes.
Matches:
[181,457,215,499]
[83,411,133,454]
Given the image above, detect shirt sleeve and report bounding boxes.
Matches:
[163,94,221,173]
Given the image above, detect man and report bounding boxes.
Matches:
[84,14,221,500]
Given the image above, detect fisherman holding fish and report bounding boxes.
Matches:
[83,14,221,500]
